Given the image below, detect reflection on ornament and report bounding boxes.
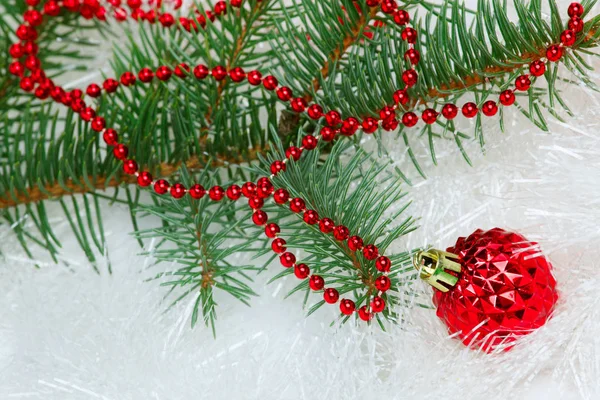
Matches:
[414,228,558,352]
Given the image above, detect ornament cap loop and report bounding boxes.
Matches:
[413,249,461,292]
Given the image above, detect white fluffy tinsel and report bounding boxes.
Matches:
[2,4,600,400]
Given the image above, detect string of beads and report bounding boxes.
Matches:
[8,0,586,320]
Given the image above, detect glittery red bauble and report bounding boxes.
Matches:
[433,228,558,352]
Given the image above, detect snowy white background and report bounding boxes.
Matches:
[1,1,600,399]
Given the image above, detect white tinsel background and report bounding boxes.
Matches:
[1,1,600,399]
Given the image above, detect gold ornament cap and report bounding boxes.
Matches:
[412,249,462,292]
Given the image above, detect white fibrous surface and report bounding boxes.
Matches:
[1,1,600,399]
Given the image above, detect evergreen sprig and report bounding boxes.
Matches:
[254,137,417,326]
[2,0,600,332]
[135,166,262,335]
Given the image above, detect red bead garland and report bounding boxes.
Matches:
[9,0,585,321]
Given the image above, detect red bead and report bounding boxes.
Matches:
[120,71,136,86]
[381,118,398,131]
[170,183,186,198]
[441,103,458,119]
[263,75,278,90]
[401,112,418,127]
[226,185,241,200]
[371,296,385,313]
[402,69,418,87]
[9,62,25,77]
[294,263,310,279]
[307,104,323,119]
[393,89,409,105]
[277,86,293,102]
[323,288,340,304]
[34,87,49,100]
[333,225,349,241]
[375,256,391,272]
[290,198,306,213]
[379,106,395,121]
[230,66,246,82]
[358,306,372,321]
[212,66,227,80]
[560,29,576,47]
[515,75,531,91]
[422,109,438,124]
[290,97,307,112]
[156,66,172,81]
[481,100,498,117]
[568,2,584,18]
[280,252,296,268]
[86,84,101,97]
[19,77,34,92]
[71,98,85,113]
[362,244,378,260]
[159,13,175,27]
[137,171,153,187]
[375,275,391,292]
[242,182,257,198]
[319,218,335,234]
[404,48,420,64]
[381,118,399,132]
[286,146,302,161]
[209,186,225,201]
[24,10,43,26]
[309,275,325,290]
[340,117,359,136]
[23,41,38,56]
[347,236,364,251]
[302,135,318,150]
[569,17,584,33]
[273,188,290,204]
[381,0,397,13]
[270,160,286,175]
[193,64,209,79]
[248,196,264,209]
[154,179,170,195]
[325,110,342,126]
[16,25,36,41]
[113,144,128,160]
[546,45,563,62]
[138,68,154,83]
[401,27,417,44]
[529,60,546,77]
[247,70,262,85]
[265,223,280,238]
[80,107,96,122]
[462,102,478,118]
[44,1,61,16]
[23,56,39,72]
[103,78,119,93]
[102,129,118,146]
[9,43,24,58]
[340,299,356,315]
[393,9,410,25]
[214,1,227,15]
[271,238,286,253]
[303,210,319,225]
[434,228,558,352]
[320,126,336,141]
[91,116,106,132]
[499,90,516,106]
[252,210,268,226]
[188,184,205,199]
[361,117,378,134]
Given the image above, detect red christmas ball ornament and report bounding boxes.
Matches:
[414,228,558,353]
